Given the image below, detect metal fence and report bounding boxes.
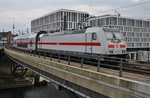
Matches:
[8,46,150,77]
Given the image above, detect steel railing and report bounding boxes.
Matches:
[6,46,150,77]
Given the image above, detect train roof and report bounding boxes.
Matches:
[46,29,86,37]
[14,32,38,40]
[46,27,120,37]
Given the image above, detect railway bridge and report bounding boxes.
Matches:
[4,47,150,98]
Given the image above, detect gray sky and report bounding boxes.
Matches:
[0,0,150,33]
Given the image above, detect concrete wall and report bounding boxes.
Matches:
[5,48,150,98]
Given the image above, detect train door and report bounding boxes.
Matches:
[30,40,32,49]
[85,33,92,54]
[38,37,42,49]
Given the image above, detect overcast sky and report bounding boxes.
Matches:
[0,0,150,33]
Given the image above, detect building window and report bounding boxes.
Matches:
[97,19,101,26]
[106,17,110,25]
[123,18,126,26]
[122,32,126,36]
[110,17,117,25]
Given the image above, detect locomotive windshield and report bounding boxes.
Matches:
[103,28,123,40]
[105,31,123,40]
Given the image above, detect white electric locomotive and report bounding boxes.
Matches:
[13,27,127,57]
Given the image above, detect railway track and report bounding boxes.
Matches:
[6,46,150,76]
[124,61,150,75]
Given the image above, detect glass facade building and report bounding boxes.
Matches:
[31,9,89,33]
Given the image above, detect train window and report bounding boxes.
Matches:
[92,33,97,40]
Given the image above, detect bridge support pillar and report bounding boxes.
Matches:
[34,75,40,85]
[10,62,28,78]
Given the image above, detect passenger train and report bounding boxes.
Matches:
[13,27,127,58]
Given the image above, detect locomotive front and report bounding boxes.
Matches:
[103,28,127,56]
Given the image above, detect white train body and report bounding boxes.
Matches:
[13,33,37,50]
[13,27,127,56]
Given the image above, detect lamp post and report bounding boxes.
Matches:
[13,24,15,35]
[2,29,4,46]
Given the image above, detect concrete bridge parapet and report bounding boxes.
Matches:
[4,47,150,98]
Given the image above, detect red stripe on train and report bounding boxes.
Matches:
[16,42,101,46]
[37,42,57,45]
[59,42,101,46]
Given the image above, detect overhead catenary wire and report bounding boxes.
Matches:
[96,0,150,14]
[78,0,150,28]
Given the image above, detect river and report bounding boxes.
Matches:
[0,83,83,98]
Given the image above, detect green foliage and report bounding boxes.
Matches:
[26,70,39,78]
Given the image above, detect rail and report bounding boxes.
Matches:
[7,46,150,77]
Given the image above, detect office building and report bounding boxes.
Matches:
[31,9,89,33]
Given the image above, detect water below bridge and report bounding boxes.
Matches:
[0,83,84,98]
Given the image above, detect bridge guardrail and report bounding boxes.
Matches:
[4,46,150,98]
[6,46,150,77]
